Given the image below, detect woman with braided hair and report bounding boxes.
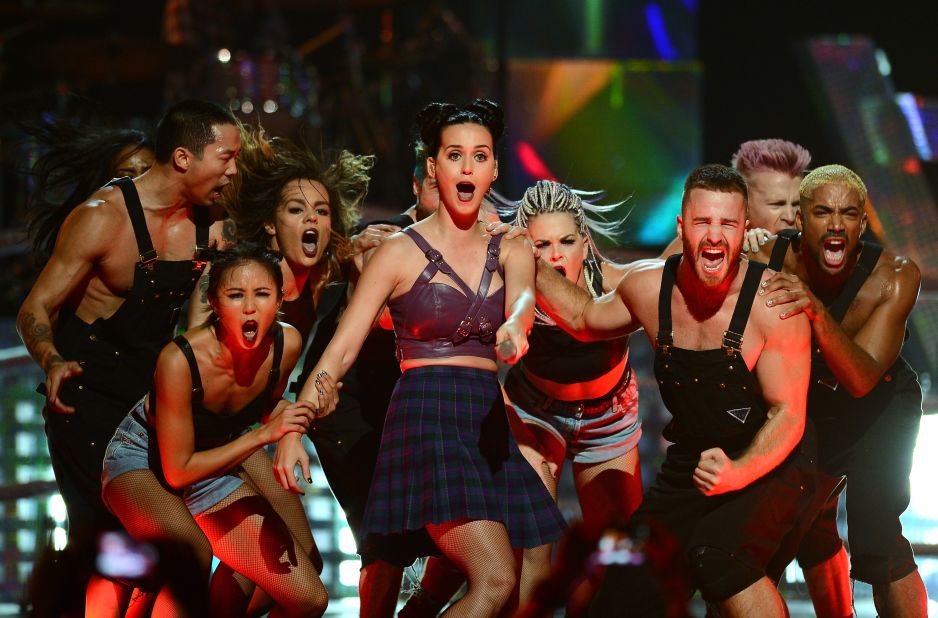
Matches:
[101,242,334,617]
[506,180,643,537]
[278,99,565,617]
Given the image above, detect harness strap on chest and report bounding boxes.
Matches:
[454,235,502,343]
[403,228,475,296]
[403,228,503,344]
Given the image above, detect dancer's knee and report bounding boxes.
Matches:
[296,591,329,618]
[474,565,516,606]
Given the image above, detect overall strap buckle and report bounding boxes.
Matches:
[139,249,159,270]
[722,329,744,356]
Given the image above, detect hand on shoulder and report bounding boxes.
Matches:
[501,232,533,256]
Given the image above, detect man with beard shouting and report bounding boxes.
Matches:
[535,164,816,616]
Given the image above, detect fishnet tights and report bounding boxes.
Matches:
[104,469,213,617]
[425,519,517,618]
[572,445,643,536]
[209,448,322,617]
[196,479,327,617]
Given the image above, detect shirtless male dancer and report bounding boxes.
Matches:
[17,99,238,615]
[760,164,928,617]
[536,164,816,616]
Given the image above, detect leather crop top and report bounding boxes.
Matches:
[389,228,506,362]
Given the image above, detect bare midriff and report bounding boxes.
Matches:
[401,355,498,373]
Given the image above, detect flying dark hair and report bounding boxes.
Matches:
[203,241,285,305]
[414,98,505,158]
[23,121,154,261]
[224,125,372,297]
[154,99,238,163]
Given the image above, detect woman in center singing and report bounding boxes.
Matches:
[276,99,565,617]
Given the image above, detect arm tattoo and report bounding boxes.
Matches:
[17,310,62,370]
[18,310,54,349]
[222,218,237,246]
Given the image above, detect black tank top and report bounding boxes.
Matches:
[654,255,769,458]
[514,256,628,385]
[170,325,284,450]
[521,326,628,385]
[807,241,918,413]
[280,275,316,343]
[51,177,210,417]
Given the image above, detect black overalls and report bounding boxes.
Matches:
[799,241,921,584]
[632,255,818,602]
[43,177,209,542]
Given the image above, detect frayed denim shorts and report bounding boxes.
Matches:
[101,398,244,515]
[504,366,641,464]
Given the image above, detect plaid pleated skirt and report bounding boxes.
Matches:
[360,365,566,561]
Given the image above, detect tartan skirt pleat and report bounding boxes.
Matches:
[360,365,565,553]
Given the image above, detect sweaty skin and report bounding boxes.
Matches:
[17,123,240,413]
[757,178,927,618]
[536,188,810,493]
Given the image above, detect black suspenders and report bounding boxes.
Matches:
[110,176,210,265]
[768,229,799,272]
[656,254,766,355]
[827,241,883,322]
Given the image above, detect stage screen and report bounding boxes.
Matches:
[504,58,701,250]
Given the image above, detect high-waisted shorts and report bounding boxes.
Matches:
[101,398,245,516]
[504,365,641,464]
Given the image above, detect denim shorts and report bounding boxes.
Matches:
[504,365,641,464]
[101,398,245,516]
